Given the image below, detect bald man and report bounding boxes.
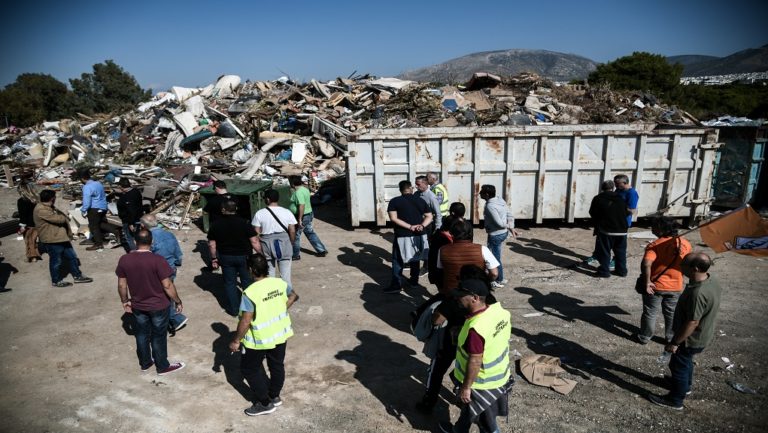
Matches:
[647,252,722,410]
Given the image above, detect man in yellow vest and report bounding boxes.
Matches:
[229,253,299,416]
[428,172,450,217]
[440,279,513,433]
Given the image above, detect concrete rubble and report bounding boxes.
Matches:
[0,71,715,230]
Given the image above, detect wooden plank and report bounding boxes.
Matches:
[2,165,13,187]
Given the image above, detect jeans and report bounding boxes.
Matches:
[453,404,500,433]
[667,344,703,406]
[292,213,327,258]
[219,254,253,316]
[44,242,83,283]
[122,222,140,251]
[241,343,287,405]
[486,231,508,282]
[389,240,420,289]
[639,291,681,343]
[133,307,170,371]
[594,233,627,276]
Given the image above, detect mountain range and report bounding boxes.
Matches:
[397,45,768,83]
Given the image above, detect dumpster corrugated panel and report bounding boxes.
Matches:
[347,124,719,226]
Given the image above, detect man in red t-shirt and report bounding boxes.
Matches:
[116,229,185,375]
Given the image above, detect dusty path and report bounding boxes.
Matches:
[0,197,766,433]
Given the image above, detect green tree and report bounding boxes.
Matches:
[69,60,151,115]
[0,73,72,127]
[588,52,683,96]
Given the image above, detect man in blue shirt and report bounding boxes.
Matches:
[79,169,119,251]
[613,174,639,227]
[140,214,187,332]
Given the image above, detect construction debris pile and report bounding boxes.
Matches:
[0,71,704,230]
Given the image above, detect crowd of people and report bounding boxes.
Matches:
[10,168,724,429]
[387,171,722,430]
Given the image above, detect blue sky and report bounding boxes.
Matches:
[2,0,765,92]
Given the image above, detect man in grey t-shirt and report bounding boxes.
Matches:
[479,184,518,288]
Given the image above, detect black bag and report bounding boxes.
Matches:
[634,276,647,295]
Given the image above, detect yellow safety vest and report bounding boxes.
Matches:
[431,183,449,216]
[454,303,511,390]
[240,278,294,350]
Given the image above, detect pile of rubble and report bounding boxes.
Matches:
[0,71,704,229]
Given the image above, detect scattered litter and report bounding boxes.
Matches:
[628,231,657,239]
[728,381,757,394]
[523,312,545,317]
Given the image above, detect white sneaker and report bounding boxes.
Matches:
[491,281,505,289]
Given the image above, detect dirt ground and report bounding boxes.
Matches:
[0,188,766,433]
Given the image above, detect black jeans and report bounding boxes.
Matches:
[425,337,456,401]
[87,208,117,244]
[241,343,287,405]
[594,233,627,276]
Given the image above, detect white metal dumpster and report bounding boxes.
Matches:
[346,124,720,226]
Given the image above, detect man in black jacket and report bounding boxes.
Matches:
[117,178,144,251]
[589,180,630,278]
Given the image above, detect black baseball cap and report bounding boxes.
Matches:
[453,279,491,298]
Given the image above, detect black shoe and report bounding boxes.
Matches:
[244,402,276,416]
[52,281,73,288]
[292,256,301,261]
[270,396,283,407]
[73,275,93,284]
[317,251,328,257]
[647,393,683,410]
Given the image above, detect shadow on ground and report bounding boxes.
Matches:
[211,322,251,402]
[336,330,434,431]
[515,286,638,341]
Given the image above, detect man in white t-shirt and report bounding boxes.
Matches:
[251,189,297,290]
[436,220,499,295]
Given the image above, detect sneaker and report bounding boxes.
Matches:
[157,362,185,376]
[86,244,104,251]
[174,318,189,332]
[270,396,283,407]
[383,286,402,294]
[52,281,73,287]
[438,421,455,433]
[141,361,155,372]
[491,281,505,289]
[73,275,93,284]
[244,402,276,416]
[292,256,301,261]
[634,334,650,345]
[583,256,598,266]
[317,251,328,257]
[647,393,683,410]
[609,259,616,271]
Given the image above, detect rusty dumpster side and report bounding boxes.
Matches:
[346,124,720,226]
